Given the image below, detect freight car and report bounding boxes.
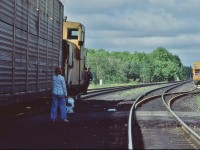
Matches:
[192,62,200,85]
[0,0,87,106]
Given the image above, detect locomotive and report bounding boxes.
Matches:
[192,62,200,85]
[62,20,87,97]
[0,0,87,106]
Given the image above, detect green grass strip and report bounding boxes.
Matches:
[197,96,200,111]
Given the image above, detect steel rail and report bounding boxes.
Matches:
[128,80,191,149]
[164,91,200,146]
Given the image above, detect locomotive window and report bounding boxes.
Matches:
[193,64,197,68]
[67,29,78,39]
[81,31,85,41]
[195,70,200,75]
[68,43,73,67]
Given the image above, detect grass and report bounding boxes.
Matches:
[88,80,169,89]
[120,85,159,96]
[197,96,200,111]
[88,82,164,99]
[88,81,138,89]
[114,84,163,98]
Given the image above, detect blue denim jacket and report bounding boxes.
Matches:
[52,75,67,96]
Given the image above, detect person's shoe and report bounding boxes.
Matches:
[63,119,69,123]
[68,110,74,113]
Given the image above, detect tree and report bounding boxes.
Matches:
[149,47,184,81]
[86,47,188,84]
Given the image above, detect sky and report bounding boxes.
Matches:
[60,0,200,67]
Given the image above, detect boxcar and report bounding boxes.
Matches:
[0,0,87,106]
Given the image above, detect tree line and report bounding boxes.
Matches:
[86,47,191,84]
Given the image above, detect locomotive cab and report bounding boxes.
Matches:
[192,62,200,85]
[62,20,87,96]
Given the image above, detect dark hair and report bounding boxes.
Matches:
[55,67,62,75]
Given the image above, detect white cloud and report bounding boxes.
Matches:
[60,0,200,66]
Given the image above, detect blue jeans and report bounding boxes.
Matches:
[51,95,67,120]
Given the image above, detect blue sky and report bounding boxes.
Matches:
[60,0,200,66]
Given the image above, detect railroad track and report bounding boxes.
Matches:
[128,81,200,149]
[0,81,199,149]
[80,82,174,100]
[0,82,173,117]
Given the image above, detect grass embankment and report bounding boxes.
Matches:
[88,81,138,89]
[197,96,200,111]
[88,80,169,89]
[88,82,164,99]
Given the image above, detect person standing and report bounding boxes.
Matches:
[85,67,93,94]
[88,67,93,81]
[51,66,69,122]
[81,67,88,94]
